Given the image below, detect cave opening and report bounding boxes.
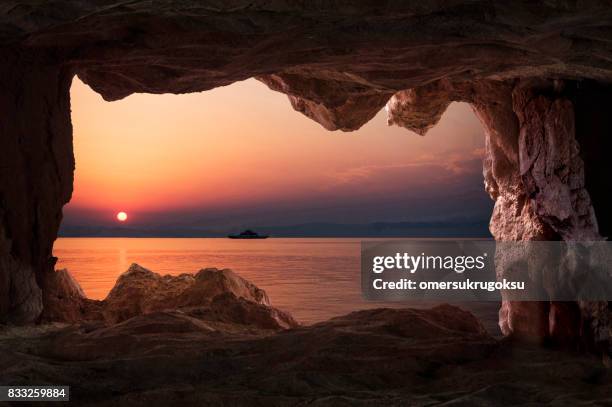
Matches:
[52,75,494,326]
[2,5,612,402]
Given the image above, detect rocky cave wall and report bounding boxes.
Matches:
[386,78,611,349]
[0,50,74,324]
[0,2,611,345]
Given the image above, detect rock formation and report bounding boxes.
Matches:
[386,78,611,351]
[0,52,74,324]
[0,2,611,347]
[41,264,298,330]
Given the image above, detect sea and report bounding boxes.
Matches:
[54,237,500,334]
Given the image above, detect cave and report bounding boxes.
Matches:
[1,2,611,350]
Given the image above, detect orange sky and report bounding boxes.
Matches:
[65,77,489,228]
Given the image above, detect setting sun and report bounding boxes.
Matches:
[116,211,128,222]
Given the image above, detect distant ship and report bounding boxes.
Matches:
[228,229,269,239]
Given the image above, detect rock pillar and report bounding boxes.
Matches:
[0,49,74,324]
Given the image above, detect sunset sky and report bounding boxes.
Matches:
[64,77,491,230]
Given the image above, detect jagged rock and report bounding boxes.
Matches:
[102,264,196,323]
[385,80,458,135]
[41,264,298,330]
[102,264,277,324]
[258,74,393,131]
[180,267,271,307]
[513,81,602,241]
[40,268,102,324]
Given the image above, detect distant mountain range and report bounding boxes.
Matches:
[59,220,491,238]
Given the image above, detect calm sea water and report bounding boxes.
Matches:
[54,237,500,333]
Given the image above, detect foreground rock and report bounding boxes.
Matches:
[103,264,274,323]
[41,264,298,331]
[5,268,610,405]
[0,303,609,406]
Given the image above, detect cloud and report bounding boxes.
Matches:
[323,148,485,193]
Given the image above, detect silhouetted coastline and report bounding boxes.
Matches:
[59,220,492,238]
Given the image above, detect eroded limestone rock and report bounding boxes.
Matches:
[385,78,610,350]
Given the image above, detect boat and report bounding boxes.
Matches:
[228,229,269,239]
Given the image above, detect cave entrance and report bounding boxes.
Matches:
[54,76,492,326]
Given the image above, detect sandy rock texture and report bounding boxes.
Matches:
[0,2,610,346]
[1,303,610,406]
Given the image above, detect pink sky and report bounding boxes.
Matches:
[64,77,490,228]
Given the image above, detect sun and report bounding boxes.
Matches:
[116,211,128,222]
